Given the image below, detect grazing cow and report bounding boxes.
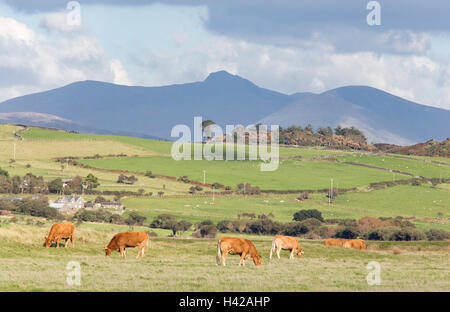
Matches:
[270,235,304,260]
[104,231,149,259]
[45,222,75,248]
[324,238,347,247]
[343,239,366,250]
[216,237,262,266]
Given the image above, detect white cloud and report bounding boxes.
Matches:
[39,11,83,34]
[0,16,132,102]
[110,59,132,85]
[127,34,450,110]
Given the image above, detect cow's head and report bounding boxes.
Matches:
[44,236,52,248]
[104,246,112,256]
[253,254,262,266]
[297,249,304,258]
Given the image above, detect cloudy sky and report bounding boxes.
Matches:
[1,0,450,109]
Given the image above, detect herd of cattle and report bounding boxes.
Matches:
[44,222,367,265]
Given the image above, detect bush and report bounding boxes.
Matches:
[293,209,324,222]
[126,211,146,226]
[150,214,176,229]
[425,229,450,241]
[366,226,400,241]
[193,220,217,238]
[334,227,358,239]
[282,222,308,236]
[169,220,192,236]
[217,220,235,233]
[16,198,62,219]
[390,228,426,241]
[247,219,283,235]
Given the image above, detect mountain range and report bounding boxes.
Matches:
[0,70,449,145]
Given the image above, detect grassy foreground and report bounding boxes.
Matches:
[0,223,448,292]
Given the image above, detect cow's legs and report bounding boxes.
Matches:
[119,247,126,258]
[137,244,144,259]
[270,242,275,259]
[289,249,294,260]
[276,245,281,259]
[136,246,141,259]
[239,253,246,266]
[65,238,69,248]
[221,252,227,266]
[56,237,61,248]
[71,234,75,248]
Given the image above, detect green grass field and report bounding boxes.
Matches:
[0,223,448,291]
[337,155,450,178]
[80,157,411,190]
[121,184,449,231]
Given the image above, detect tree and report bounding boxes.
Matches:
[84,173,99,189]
[317,127,333,137]
[170,220,192,236]
[293,209,324,222]
[67,176,83,193]
[202,120,216,141]
[94,196,107,204]
[193,220,217,238]
[150,214,176,229]
[48,178,63,194]
[0,167,9,177]
[126,211,147,226]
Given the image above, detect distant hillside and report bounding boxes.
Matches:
[0,71,449,144]
[0,71,291,141]
[375,139,450,158]
[260,86,450,145]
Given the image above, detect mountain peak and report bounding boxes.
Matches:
[204,70,241,82]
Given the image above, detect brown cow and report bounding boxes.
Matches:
[343,239,366,250]
[104,231,149,259]
[45,222,75,248]
[216,237,262,266]
[324,238,347,247]
[270,235,304,260]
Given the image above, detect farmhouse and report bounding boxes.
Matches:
[49,196,85,212]
[99,202,123,210]
[84,201,124,214]
[84,202,101,210]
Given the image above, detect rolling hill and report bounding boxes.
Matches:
[0,71,449,144]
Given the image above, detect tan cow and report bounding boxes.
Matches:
[104,231,149,259]
[270,235,304,260]
[45,222,75,248]
[324,238,347,247]
[343,239,366,250]
[216,237,262,266]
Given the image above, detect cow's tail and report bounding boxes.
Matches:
[216,240,222,265]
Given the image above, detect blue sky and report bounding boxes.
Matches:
[0,0,449,109]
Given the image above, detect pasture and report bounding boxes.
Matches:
[80,157,411,190]
[0,223,448,292]
[336,155,450,179]
[121,184,450,231]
